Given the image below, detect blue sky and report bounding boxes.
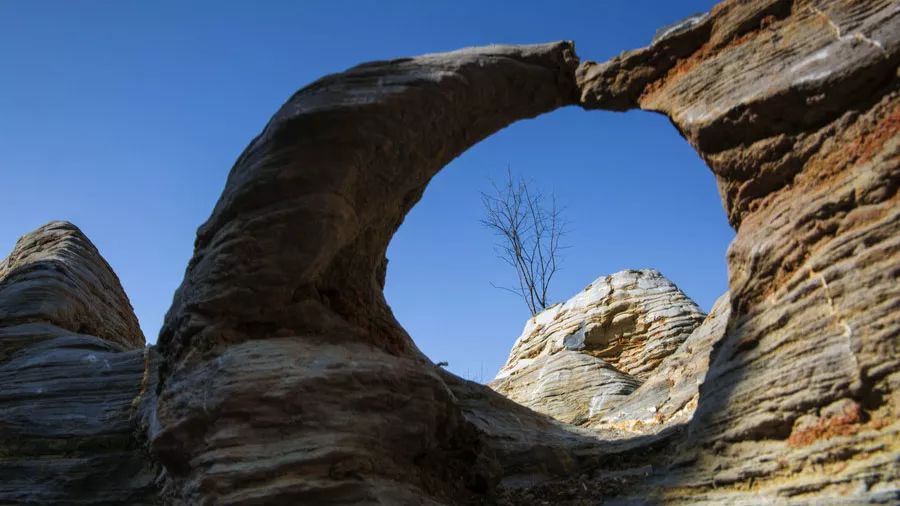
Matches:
[0,0,730,382]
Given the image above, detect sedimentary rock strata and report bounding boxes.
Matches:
[490,269,707,425]
[150,42,585,505]
[0,222,157,505]
[2,0,898,503]
[578,0,900,501]
[586,293,731,434]
[0,221,144,359]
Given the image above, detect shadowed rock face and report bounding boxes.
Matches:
[152,42,585,505]
[0,221,144,359]
[2,0,898,503]
[0,222,157,505]
[155,42,581,371]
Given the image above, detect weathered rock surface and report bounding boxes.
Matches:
[2,0,898,503]
[586,292,731,434]
[577,0,900,502]
[0,221,144,360]
[494,350,643,426]
[152,42,586,505]
[0,222,157,505]
[490,269,706,425]
[134,0,900,500]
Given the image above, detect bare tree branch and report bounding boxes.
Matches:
[480,168,568,316]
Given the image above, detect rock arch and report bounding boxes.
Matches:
[153,0,899,499]
[1,0,896,504]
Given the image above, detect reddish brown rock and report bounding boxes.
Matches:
[578,0,900,502]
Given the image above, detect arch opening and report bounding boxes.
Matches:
[383,105,734,387]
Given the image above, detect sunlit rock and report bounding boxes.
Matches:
[490,269,706,425]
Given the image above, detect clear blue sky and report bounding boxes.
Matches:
[0,0,730,382]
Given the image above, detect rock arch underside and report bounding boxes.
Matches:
[1,0,898,504]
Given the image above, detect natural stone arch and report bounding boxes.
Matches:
[157,42,581,369]
[150,0,899,503]
[0,1,896,504]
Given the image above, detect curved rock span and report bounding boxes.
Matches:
[2,0,898,503]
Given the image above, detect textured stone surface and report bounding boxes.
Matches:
[490,269,706,425]
[0,221,144,360]
[0,222,157,505]
[149,0,900,499]
[2,0,898,503]
[586,292,731,434]
[151,42,585,505]
[153,338,501,505]
[577,0,900,502]
[493,350,643,426]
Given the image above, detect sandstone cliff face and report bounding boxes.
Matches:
[2,0,898,503]
[490,269,707,425]
[0,222,157,505]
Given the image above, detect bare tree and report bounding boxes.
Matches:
[480,168,567,316]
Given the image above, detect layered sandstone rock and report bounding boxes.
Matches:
[585,293,731,433]
[0,221,144,360]
[490,269,706,425]
[151,42,587,505]
[577,0,900,502]
[148,0,900,499]
[1,0,897,503]
[0,222,158,505]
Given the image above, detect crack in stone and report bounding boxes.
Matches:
[131,346,152,412]
[809,5,888,58]
[810,267,860,389]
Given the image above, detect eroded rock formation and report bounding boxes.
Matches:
[0,221,144,360]
[585,293,731,434]
[150,42,584,505]
[490,269,707,425]
[577,0,900,501]
[2,0,898,503]
[0,222,158,505]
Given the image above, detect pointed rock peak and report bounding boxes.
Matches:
[0,221,144,354]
